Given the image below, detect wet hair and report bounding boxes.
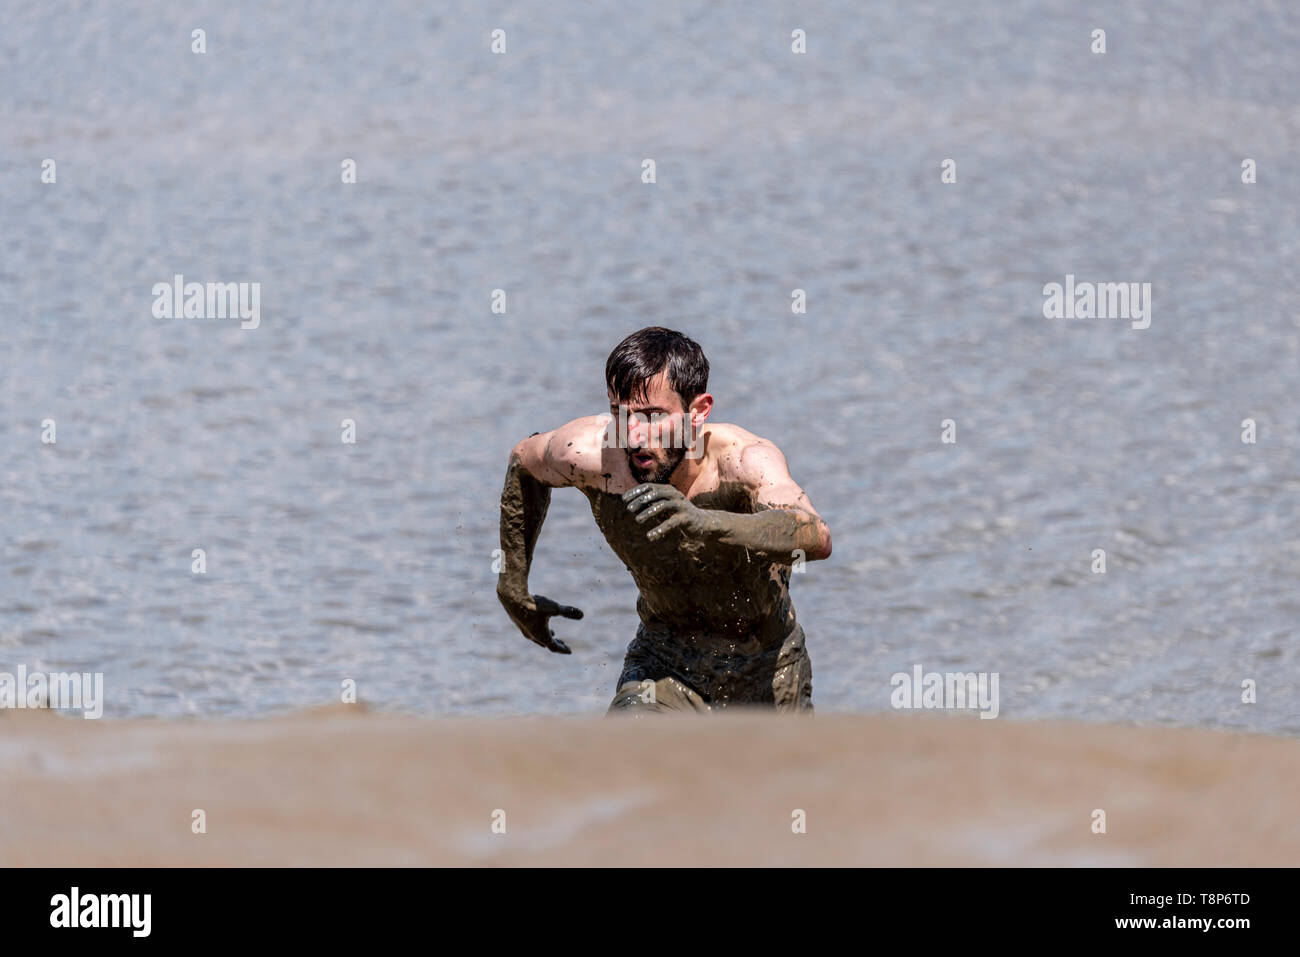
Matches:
[605,327,710,410]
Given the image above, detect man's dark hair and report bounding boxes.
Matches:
[605,327,710,410]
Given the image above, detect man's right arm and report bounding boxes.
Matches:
[495,423,594,654]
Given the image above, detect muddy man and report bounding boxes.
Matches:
[496,327,832,714]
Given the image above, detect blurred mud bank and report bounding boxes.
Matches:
[3,706,1296,866]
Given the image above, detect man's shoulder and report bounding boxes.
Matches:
[706,423,782,482]
[550,414,613,449]
[543,415,620,487]
[705,422,762,447]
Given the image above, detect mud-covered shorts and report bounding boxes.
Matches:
[607,623,813,715]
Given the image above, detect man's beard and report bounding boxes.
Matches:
[628,445,686,484]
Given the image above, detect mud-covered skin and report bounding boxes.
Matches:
[607,674,712,713]
[624,482,824,563]
[583,483,814,713]
[608,624,813,713]
[497,407,828,714]
[497,451,583,654]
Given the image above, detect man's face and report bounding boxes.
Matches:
[608,370,691,484]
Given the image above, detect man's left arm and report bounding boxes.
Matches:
[624,439,832,563]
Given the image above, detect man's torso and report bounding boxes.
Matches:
[572,421,800,655]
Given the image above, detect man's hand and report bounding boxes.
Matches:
[625,478,828,563]
[497,589,583,654]
[623,483,720,542]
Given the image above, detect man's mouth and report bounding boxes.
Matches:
[631,452,655,469]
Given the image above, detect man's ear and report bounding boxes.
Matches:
[688,393,713,428]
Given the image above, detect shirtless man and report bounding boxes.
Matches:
[496,327,832,713]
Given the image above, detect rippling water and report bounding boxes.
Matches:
[2,1,1298,730]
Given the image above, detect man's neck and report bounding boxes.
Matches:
[667,435,709,496]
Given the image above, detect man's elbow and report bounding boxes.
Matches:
[510,431,546,471]
[511,433,539,460]
[811,522,832,561]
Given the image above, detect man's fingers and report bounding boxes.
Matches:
[522,597,580,653]
[621,484,654,502]
[625,484,677,513]
[526,627,571,655]
[544,627,572,654]
[534,596,583,619]
[624,489,659,512]
[646,512,689,541]
[633,498,680,525]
